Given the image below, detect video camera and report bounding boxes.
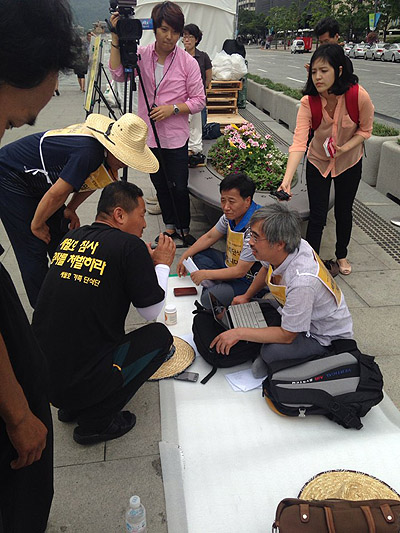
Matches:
[109,0,137,18]
[108,0,142,68]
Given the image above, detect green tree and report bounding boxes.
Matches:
[335,0,375,41]
[238,9,268,40]
[307,0,333,29]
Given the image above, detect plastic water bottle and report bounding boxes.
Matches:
[126,495,147,533]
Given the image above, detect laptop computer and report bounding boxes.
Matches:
[209,291,268,330]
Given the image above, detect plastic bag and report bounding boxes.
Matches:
[212,51,247,81]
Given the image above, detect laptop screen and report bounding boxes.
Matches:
[208,291,231,330]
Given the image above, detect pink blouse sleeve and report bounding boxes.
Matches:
[289,96,311,153]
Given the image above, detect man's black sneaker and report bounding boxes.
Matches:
[323,259,339,278]
[73,411,136,445]
[181,234,196,246]
[188,153,206,167]
[58,408,79,423]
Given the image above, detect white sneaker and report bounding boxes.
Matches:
[390,216,400,227]
[147,202,162,215]
[145,195,158,205]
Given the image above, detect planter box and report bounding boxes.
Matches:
[274,93,301,132]
[247,79,263,108]
[376,141,400,199]
[362,134,399,186]
[247,80,300,131]
[260,86,279,119]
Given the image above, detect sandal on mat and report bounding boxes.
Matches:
[337,258,352,275]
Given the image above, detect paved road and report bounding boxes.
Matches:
[246,46,400,124]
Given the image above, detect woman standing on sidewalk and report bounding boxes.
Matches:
[279,44,374,275]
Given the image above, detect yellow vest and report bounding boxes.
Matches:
[266,251,342,307]
[225,224,244,268]
[41,124,118,192]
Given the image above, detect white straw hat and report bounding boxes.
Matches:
[299,470,400,501]
[148,337,195,381]
[85,113,159,173]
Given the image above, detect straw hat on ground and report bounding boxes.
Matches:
[299,470,400,501]
[149,336,195,381]
[85,113,159,173]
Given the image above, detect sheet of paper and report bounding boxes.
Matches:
[225,368,266,392]
[182,257,215,289]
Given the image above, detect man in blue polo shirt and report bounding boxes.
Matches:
[0,112,159,307]
[177,172,263,306]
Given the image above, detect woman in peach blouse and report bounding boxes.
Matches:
[279,44,374,275]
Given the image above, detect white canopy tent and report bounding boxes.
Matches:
[136,0,237,59]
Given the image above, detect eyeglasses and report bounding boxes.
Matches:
[249,231,268,243]
[182,35,195,40]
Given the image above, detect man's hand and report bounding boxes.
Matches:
[6,410,47,470]
[190,270,210,285]
[31,222,50,244]
[210,329,242,355]
[232,294,250,305]
[149,233,176,266]
[149,105,174,122]
[63,207,80,230]
[177,258,187,277]
[109,12,120,30]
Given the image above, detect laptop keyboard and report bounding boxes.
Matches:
[230,302,268,329]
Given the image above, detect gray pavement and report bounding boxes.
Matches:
[1,74,400,532]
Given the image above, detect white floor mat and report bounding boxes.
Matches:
[158,276,400,533]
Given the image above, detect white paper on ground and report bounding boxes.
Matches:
[225,368,265,391]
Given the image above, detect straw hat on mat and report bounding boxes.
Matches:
[299,470,400,501]
[85,113,159,173]
[149,336,195,381]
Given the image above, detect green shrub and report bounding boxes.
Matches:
[372,122,400,136]
[248,74,302,100]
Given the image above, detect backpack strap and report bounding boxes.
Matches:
[344,83,359,125]
[308,95,323,131]
[274,388,363,429]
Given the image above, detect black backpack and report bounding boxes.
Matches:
[192,301,281,383]
[262,339,384,429]
[202,122,222,140]
[222,39,246,59]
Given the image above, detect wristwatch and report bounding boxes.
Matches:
[173,104,180,115]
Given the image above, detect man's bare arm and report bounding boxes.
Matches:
[0,332,47,469]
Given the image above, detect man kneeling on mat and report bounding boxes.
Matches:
[32,181,176,445]
[210,203,354,378]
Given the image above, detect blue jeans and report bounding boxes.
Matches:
[193,248,260,308]
[0,186,68,307]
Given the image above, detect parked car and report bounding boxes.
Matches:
[349,43,369,58]
[364,42,390,60]
[344,43,354,56]
[381,43,400,62]
[290,39,305,53]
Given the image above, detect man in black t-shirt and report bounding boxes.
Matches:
[0,1,83,530]
[33,181,175,445]
[0,112,159,308]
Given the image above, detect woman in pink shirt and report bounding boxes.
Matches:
[109,2,205,245]
[279,44,374,275]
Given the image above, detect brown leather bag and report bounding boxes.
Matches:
[272,498,400,532]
